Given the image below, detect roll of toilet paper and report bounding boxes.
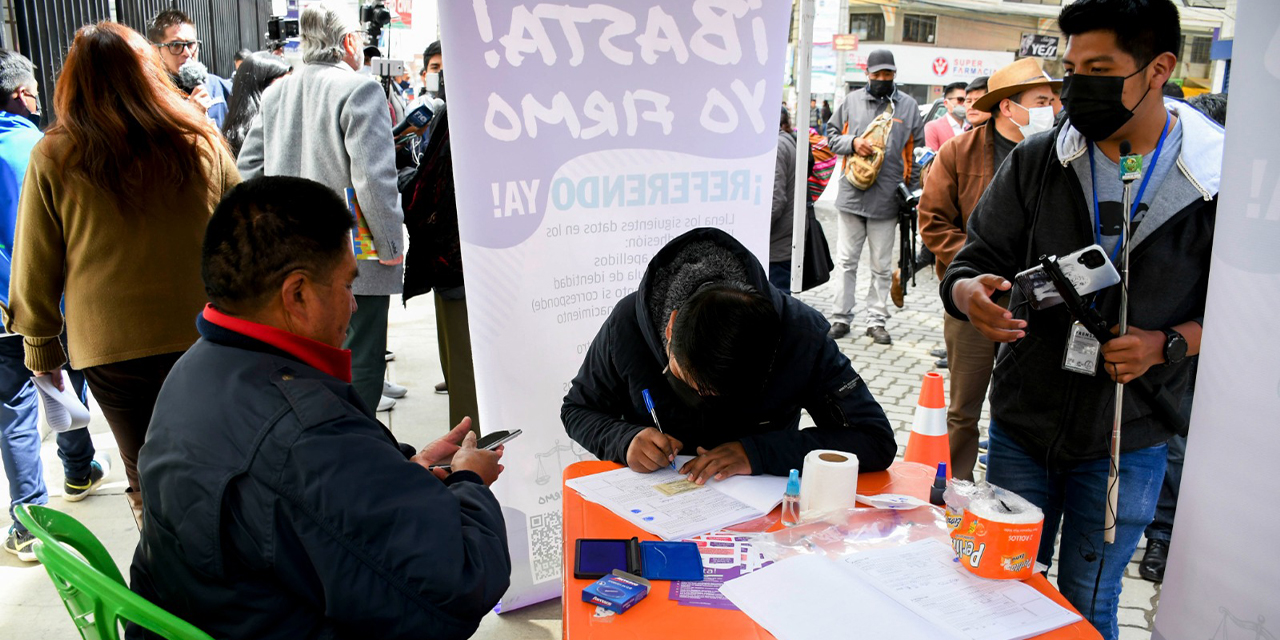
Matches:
[799,450,859,518]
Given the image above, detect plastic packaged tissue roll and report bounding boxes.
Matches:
[799,450,859,519]
[948,482,1044,580]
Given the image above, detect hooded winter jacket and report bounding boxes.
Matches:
[941,99,1222,471]
[562,228,896,476]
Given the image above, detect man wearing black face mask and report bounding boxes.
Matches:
[825,50,925,346]
[940,1,1220,637]
[562,228,895,484]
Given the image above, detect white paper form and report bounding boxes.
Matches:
[720,554,944,640]
[841,539,1081,640]
[674,455,788,513]
[566,464,769,540]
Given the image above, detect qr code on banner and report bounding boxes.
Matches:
[528,511,562,584]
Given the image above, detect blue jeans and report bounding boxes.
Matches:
[986,422,1166,640]
[0,336,94,534]
[768,262,792,295]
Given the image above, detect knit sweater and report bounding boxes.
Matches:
[2,134,239,371]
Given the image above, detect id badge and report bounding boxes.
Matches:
[1062,322,1101,375]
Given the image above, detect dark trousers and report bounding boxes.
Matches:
[345,295,390,413]
[1145,359,1196,544]
[767,262,792,295]
[83,352,181,494]
[435,292,480,434]
[0,336,94,532]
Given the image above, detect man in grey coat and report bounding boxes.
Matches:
[825,50,925,345]
[239,2,403,412]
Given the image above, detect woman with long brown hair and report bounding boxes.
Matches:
[2,22,239,524]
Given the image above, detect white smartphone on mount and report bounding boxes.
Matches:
[1014,244,1121,310]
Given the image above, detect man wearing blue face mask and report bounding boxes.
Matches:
[941,1,1220,638]
[918,58,1060,483]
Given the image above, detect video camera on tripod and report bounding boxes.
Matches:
[361,2,392,41]
[266,15,298,42]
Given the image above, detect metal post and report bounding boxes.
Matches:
[1105,165,1137,545]
[790,0,815,292]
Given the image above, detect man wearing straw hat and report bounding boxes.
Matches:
[918,58,1060,483]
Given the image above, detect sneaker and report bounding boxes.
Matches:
[827,322,851,340]
[866,326,892,345]
[385,350,396,362]
[929,348,948,358]
[64,458,109,502]
[890,269,905,309]
[4,527,37,562]
[935,358,948,369]
[978,439,989,453]
[434,381,448,394]
[977,453,989,471]
[383,380,408,399]
[377,395,396,412]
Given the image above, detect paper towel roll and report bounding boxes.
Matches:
[799,450,859,518]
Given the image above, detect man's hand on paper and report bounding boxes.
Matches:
[450,431,504,486]
[378,254,405,266]
[34,369,64,392]
[680,442,751,485]
[626,427,682,473]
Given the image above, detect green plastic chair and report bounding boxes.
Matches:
[14,504,214,640]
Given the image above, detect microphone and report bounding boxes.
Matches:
[176,60,208,94]
[392,104,435,137]
[1118,140,1141,184]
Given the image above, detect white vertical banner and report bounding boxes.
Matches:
[438,0,792,610]
[1153,0,1280,638]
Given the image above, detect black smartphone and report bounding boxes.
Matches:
[476,429,522,450]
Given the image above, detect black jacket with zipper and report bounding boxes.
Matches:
[562,228,896,477]
[941,101,1221,471]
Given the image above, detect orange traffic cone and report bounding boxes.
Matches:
[904,372,951,479]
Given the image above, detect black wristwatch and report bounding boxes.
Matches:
[1162,329,1187,364]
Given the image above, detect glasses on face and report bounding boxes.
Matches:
[157,40,200,56]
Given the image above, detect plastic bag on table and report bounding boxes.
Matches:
[750,506,952,563]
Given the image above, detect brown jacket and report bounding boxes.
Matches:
[918,121,996,279]
[4,134,239,371]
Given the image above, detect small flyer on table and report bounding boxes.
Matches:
[668,531,771,610]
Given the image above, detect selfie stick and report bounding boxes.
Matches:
[1104,140,1138,545]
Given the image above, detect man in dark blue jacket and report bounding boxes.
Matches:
[563,228,895,483]
[129,176,510,640]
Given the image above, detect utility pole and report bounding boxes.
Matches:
[833,0,849,102]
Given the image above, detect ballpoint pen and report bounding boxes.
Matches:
[641,388,678,471]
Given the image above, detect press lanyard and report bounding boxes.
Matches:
[1088,111,1171,265]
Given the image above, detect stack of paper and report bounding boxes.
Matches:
[720,539,1081,640]
[565,456,787,541]
[32,373,90,433]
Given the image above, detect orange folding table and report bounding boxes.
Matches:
[562,460,1102,640]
